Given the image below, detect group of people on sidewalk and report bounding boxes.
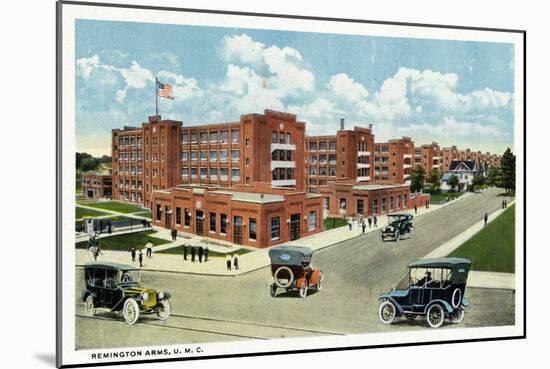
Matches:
[348,215,378,234]
[226,253,239,271]
[129,242,153,267]
[181,244,210,263]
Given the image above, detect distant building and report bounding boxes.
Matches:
[440,160,479,192]
[81,172,112,199]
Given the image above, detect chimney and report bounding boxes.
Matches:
[340,118,345,130]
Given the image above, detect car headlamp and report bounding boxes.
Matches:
[142,292,149,301]
[158,291,164,299]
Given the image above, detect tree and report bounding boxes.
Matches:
[471,174,485,192]
[76,152,92,170]
[81,157,98,172]
[427,168,442,193]
[486,165,501,187]
[410,165,425,193]
[500,148,516,195]
[448,175,459,192]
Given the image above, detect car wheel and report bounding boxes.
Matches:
[379,230,385,242]
[426,304,445,328]
[394,230,400,242]
[451,288,462,308]
[269,283,277,297]
[274,266,294,288]
[84,295,95,317]
[378,300,396,324]
[450,308,465,324]
[299,281,308,298]
[405,313,416,320]
[156,299,171,321]
[123,299,140,325]
[408,227,414,239]
[316,272,323,291]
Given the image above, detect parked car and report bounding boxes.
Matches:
[379,213,414,242]
[268,245,323,298]
[81,262,172,325]
[378,257,471,328]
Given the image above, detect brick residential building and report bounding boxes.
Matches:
[81,172,112,199]
[418,142,442,175]
[373,137,415,185]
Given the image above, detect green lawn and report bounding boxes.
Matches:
[448,204,515,273]
[76,206,110,219]
[157,245,252,257]
[83,201,147,214]
[76,230,170,251]
[429,192,462,203]
[324,217,348,230]
[133,211,152,219]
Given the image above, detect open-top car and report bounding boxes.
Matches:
[378,257,471,328]
[268,245,323,298]
[379,213,414,242]
[81,262,172,325]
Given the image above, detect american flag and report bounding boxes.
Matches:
[156,80,174,99]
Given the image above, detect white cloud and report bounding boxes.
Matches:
[157,70,201,100]
[262,45,314,94]
[76,54,100,79]
[119,61,154,89]
[115,89,126,103]
[327,73,369,103]
[222,34,265,65]
[288,98,343,119]
[399,116,504,138]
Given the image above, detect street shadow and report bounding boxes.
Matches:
[271,288,321,299]
[391,317,455,329]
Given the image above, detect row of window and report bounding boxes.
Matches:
[307,141,337,151]
[182,167,240,178]
[272,168,294,181]
[181,150,240,162]
[309,166,336,176]
[271,131,292,144]
[117,136,142,146]
[339,195,408,214]
[181,130,240,144]
[271,149,292,161]
[308,154,336,163]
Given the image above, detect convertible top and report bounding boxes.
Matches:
[387,213,413,219]
[84,261,138,271]
[268,245,313,265]
[408,257,471,269]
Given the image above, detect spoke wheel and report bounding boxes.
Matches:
[299,281,308,298]
[84,295,95,317]
[450,308,465,323]
[157,299,171,321]
[123,299,140,325]
[378,301,396,324]
[395,230,400,242]
[427,304,445,328]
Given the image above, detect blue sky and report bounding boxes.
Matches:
[75,19,515,156]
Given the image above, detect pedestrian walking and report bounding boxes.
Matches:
[233,254,239,271]
[368,216,372,229]
[373,215,378,228]
[93,248,99,261]
[361,221,366,234]
[204,247,209,263]
[191,246,196,262]
[348,218,353,231]
[484,212,488,226]
[183,244,188,260]
[414,205,417,214]
[131,247,136,262]
[138,249,143,267]
[174,228,178,240]
[226,253,232,271]
[145,241,153,258]
[198,246,204,263]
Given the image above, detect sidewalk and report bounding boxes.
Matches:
[423,201,516,290]
[75,193,468,276]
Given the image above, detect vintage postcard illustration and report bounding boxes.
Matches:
[57,1,525,367]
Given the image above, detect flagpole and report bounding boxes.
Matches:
[155,77,159,116]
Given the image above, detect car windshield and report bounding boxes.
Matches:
[120,269,140,284]
[409,267,452,288]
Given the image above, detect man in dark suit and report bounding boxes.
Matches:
[198,246,204,263]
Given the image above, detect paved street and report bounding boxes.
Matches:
[75,188,515,349]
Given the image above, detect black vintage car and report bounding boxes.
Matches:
[379,213,414,242]
[378,257,471,328]
[81,262,171,325]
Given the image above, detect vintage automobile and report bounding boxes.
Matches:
[378,257,471,328]
[268,245,323,298]
[379,213,414,242]
[81,262,172,325]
